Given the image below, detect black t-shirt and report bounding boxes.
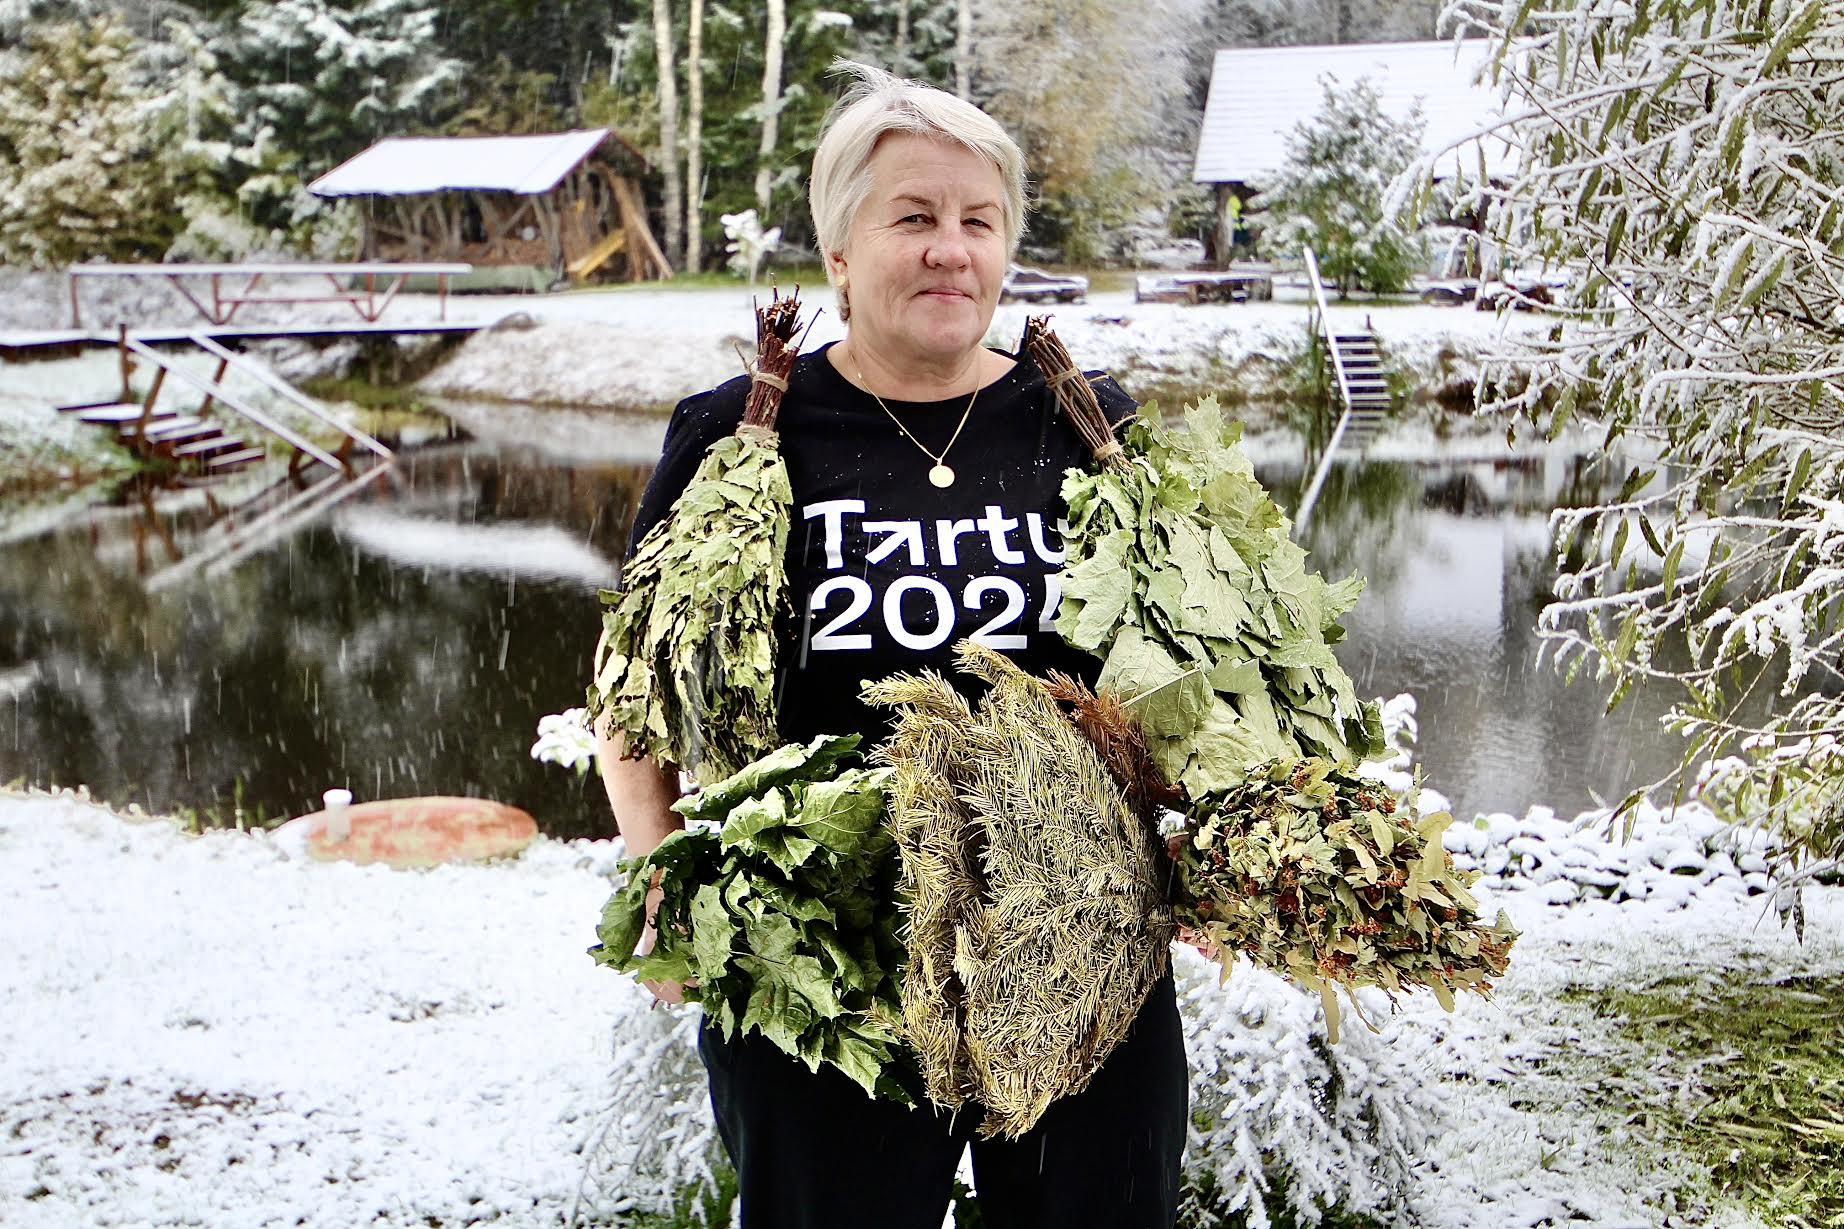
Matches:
[626,335,1137,748]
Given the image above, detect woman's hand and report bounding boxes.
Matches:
[636,881,693,1005]
[594,723,693,1005]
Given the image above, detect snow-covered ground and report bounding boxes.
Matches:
[409,284,1543,413]
[3,268,1545,414]
[4,759,1833,1228]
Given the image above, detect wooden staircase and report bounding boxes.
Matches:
[59,399,267,476]
[54,329,392,484]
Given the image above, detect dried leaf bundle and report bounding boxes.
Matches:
[1025,318,1386,797]
[589,734,913,1100]
[865,642,1175,1138]
[1173,757,1519,1041]
[586,290,807,784]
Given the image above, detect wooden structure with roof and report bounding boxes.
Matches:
[308,129,672,285]
[1191,40,1514,267]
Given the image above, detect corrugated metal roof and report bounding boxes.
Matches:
[308,129,612,197]
[1192,41,1514,186]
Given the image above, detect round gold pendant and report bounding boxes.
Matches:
[928,463,955,488]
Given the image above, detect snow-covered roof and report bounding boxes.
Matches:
[1192,41,1514,187]
[308,129,612,197]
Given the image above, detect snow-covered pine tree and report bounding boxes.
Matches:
[0,16,179,266]
[1418,0,1844,886]
[849,0,959,86]
[207,0,461,238]
[1260,75,1424,294]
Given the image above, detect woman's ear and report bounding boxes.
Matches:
[825,249,851,322]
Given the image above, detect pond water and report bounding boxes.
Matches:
[0,407,1714,840]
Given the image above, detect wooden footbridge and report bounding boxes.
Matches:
[5,261,492,585]
[7,261,487,483]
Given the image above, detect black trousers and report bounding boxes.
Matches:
[698,972,1188,1229]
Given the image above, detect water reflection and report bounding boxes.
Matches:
[0,412,1754,839]
[1266,449,1763,825]
[2,439,655,839]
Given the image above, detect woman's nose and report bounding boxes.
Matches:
[925,224,972,269]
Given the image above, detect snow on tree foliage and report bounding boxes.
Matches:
[206,0,461,236]
[1405,0,1844,888]
[852,0,959,85]
[0,16,180,267]
[971,0,1206,263]
[1261,75,1425,295]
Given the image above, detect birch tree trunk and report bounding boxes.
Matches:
[684,0,704,272]
[752,0,785,217]
[895,0,909,71]
[955,0,971,99]
[651,0,681,270]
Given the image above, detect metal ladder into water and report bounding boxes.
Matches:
[1294,246,1393,533]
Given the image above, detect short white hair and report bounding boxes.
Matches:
[808,61,1027,305]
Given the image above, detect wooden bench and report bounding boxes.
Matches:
[67,262,472,327]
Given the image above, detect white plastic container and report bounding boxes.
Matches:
[322,788,354,842]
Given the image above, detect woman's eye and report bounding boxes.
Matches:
[966,217,994,230]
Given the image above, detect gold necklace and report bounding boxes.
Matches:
[855,366,979,489]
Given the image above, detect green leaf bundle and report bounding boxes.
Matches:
[589,734,912,1101]
[586,290,806,784]
[1171,757,1519,1041]
[864,641,1174,1139]
[1026,318,1385,798]
[1058,397,1385,794]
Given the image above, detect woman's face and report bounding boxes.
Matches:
[828,133,1008,373]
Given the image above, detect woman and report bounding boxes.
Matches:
[595,62,1188,1229]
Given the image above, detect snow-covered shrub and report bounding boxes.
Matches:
[163,195,275,263]
[1429,0,1844,876]
[1177,947,1433,1229]
[571,983,727,1227]
[532,708,597,777]
[720,210,780,287]
[0,16,181,266]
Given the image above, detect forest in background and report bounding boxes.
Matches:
[0,0,1452,270]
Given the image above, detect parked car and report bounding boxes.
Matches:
[1000,264,1088,304]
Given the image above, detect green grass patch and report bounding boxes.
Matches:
[297,376,460,442]
[299,376,430,412]
[1083,269,1137,294]
[0,439,138,500]
[617,1166,738,1228]
[1564,973,1844,1227]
